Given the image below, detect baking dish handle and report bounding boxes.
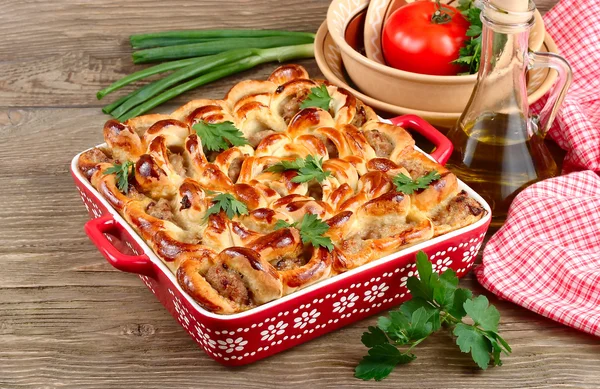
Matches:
[84,214,155,278]
[388,114,453,166]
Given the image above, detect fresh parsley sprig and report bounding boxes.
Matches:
[355,251,511,381]
[204,193,248,221]
[274,214,334,252]
[103,161,134,194]
[192,120,249,152]
[453,0,483,74]
[266,155,331,183]
[300,84,332,111]
[392,171,441,194]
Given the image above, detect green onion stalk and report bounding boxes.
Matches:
[131,35,314,63]
[97,57,205,100]
[129,29,316,49]
[109,48,254,118]
[115,43,314,121]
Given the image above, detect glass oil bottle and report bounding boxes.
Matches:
[445,0,572,228]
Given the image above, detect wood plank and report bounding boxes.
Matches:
[0,0,326,107]
[1,278,599,388]
[0,0,556,108]
[2,102,600,387]
[4,0,597,388]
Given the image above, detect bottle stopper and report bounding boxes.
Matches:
[483,0,535,25]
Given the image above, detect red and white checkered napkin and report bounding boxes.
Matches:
[530,0,600,173]
[475,171,600,337]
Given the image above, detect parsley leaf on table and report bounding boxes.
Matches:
[361,326,389,348]
[273,213,334,252]
[300,84,332,111]
[204,193,248,221]
[266,155,331,183]
[192,120,248,152]
[103,161,134,194]
[355,251,511,381]
[354,344,415,381]
[392,171,441,195]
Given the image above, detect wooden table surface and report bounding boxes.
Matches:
[2,0,599,388]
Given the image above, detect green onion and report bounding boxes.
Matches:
[131,38,218,50]
[132,35,314,64]
[97,57,205,100]
[102,78,166,114]
[117,43,314,121]
[130,29,315,48]
[102,93,132,114]
[110,48,255,118]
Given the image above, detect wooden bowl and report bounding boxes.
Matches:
[315,20,558,128]
[327,0,550,114]
[363,0,545,64]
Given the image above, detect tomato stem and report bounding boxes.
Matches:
[431,0,454,24]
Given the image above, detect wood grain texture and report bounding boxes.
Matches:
[2,1,599,388]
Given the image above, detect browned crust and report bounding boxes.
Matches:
[78,64,484,314]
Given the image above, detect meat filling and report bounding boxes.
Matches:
[274,247,311,271]
[341,235,364,255]
[324,138,339,158]
[281,89,309,123]
[307,182,323,201]
[228,158,244,183]
[365,130,394,158]
[168,152,186,176]
[146,198,174,221]
[350,105,367,127]
[397,158,429,179]
[248,129,276,147]
[204,149,220,163]
[79,148,111,179]
[361,221,413,240]
[204,264,250,305]
[275,256,305,271]
[432,191,485,227]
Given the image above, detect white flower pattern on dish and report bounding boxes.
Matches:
[433,257,452,273]
[293,309,320,329]
[363,283,389,303]
[195,324,217,349]
[217,337,248,353]
[333,293,359,313]
[260,321,288,341]
[462,242,482,262]
[400,270,416,287]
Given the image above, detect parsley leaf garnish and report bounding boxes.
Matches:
[392,171,441,194]
[453,1,483,74]
[192,120,249,152]
[300,84,332,111]
[274,214,334,252]
[355,251,511,381]
[274,219,294,230]
[266,155,331,183]
[103,161,134,194]
[204,193,248,220]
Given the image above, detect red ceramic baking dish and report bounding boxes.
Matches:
[71,114,491,366]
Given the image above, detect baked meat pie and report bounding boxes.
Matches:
[78,65,485,314]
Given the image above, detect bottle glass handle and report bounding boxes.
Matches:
[528,51,573,136]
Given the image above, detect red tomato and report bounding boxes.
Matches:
[382,1,470,76]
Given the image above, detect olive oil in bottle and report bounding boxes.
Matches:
[445,0,571,228]
[446,112,558,227]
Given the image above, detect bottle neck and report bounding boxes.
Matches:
[470,9,534,115]
[455,3,536,140]
[478,12,532,77]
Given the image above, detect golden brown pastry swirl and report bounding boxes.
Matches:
[79,65,484,314]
